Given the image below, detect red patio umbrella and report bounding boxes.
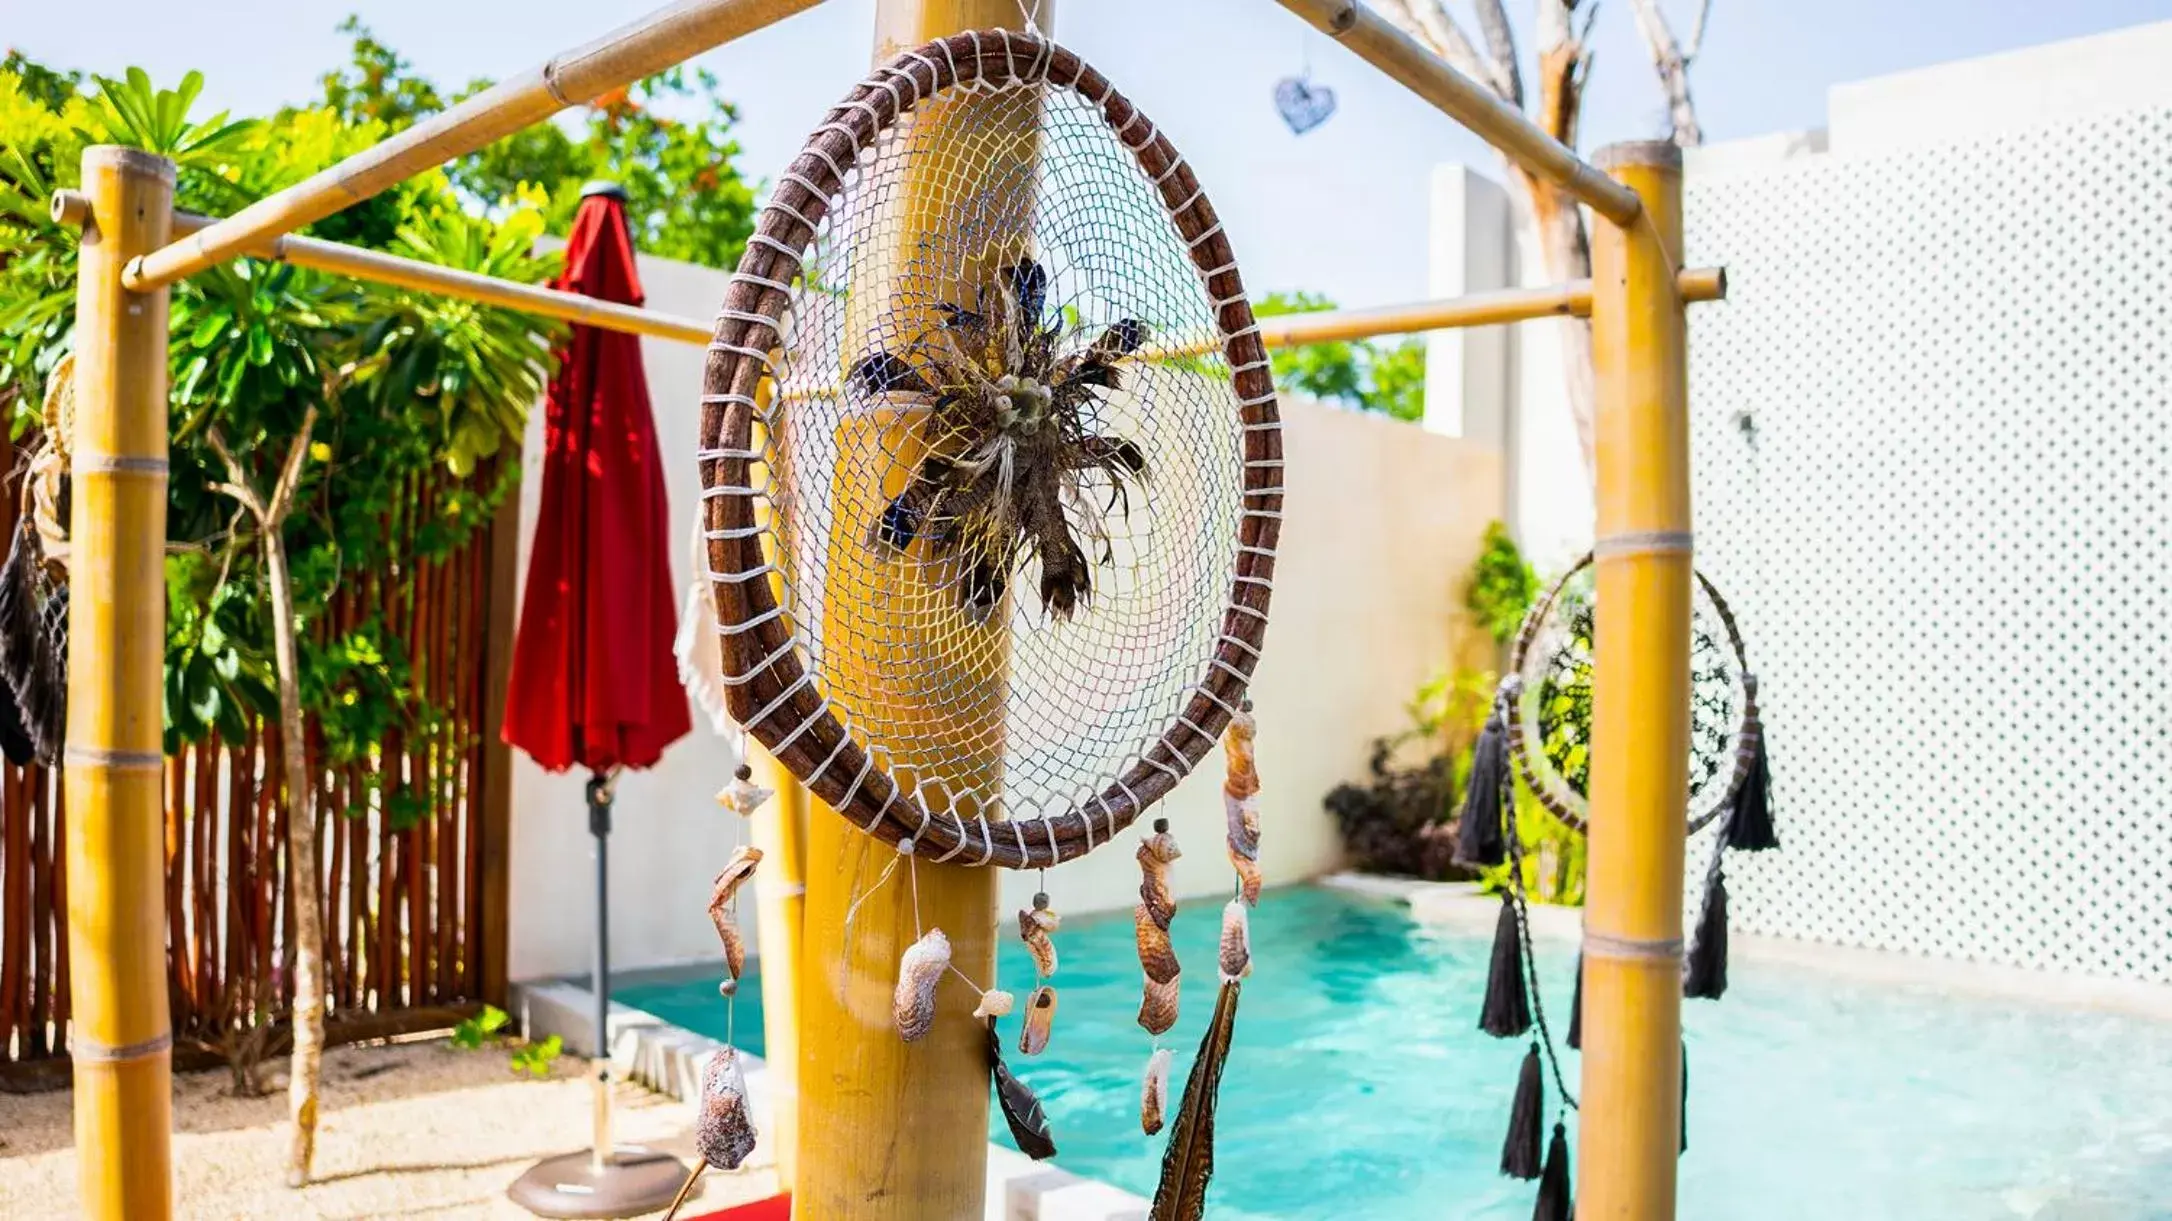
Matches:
[504,182,693,1219]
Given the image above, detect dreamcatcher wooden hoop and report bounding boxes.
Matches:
[1505,551,1763,835]
[697,30,1280,870]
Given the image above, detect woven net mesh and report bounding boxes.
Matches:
[1515,566,1743,827]
[754,75,1245,826]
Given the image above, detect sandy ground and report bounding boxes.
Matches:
[0,1038,781,1220]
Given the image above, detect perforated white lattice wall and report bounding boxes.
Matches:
[1681,106,2172,983]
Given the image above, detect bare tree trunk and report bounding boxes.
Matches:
[210,409,323,1187]
[1629,0,1712,146]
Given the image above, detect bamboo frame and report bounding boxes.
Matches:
[66,145,178,1221]
[1580,140,1691,1219]
[121,0,826,292]
[1274,0,1643,226]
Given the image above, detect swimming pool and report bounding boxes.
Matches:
[613,885,2172,1219]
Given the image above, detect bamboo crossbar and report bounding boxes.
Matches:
[120,0,824,293]
[1275,0,1643,226]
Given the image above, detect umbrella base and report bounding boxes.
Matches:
[506,1147,691,1219]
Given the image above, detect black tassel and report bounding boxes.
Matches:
[1725,733,1778,851]
[1565,952,1583,1051]
[1479,894,1531,1038]
[1683,869,1729,1000]
[1679,1041,1690,1155]
[1456,711,1508,867]
[1533,1122,1571,1221]
[1501,1045,1544,1179]
[0,672,34,766]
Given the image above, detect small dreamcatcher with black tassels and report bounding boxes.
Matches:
[1453,552,1778,1218]
[0,354,77,769]
[694,27,1279,1220]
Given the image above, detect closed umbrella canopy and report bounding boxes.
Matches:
[503,189,690,773]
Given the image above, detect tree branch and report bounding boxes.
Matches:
[204,428,266,522]
[1374,0,1505,103]
[266,405,320,524]
[1684,0,1713,62]
[1468,0,1525,108]
[1628,0,1707,146]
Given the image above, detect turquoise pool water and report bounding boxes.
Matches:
[613,886,2172,1219]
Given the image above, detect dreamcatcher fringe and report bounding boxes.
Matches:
[1680,1042,1690,1155]
[1501,1044,1545,1180]
[1725,728,1777,852]
[1683,868,1729,1000]
[988,1018,1058,1160]
[1148,979,1240,1221]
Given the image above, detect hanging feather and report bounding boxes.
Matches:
[1148,979,1242,1221]
[1020,892,1061,978]
[1019,985,1059,1057]
[1683,868,1729,1000]
[1479,894,1532,1038]
[1566,952,1584,1051]
[1501,1044,1544,1180]
[705,846,763,981]
[893,928,950,1042]
[1218,899,1251,982]
[1455,704,1508,868]
[1725,696,1779,852]
[1533,1122,1572,1221]
[987,1018,1058,1160]
[854,259,1152,620]
[1141,1047,1172,1136]
[694,1048,759,1171]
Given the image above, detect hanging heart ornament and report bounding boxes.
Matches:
[1273,75,1337,135]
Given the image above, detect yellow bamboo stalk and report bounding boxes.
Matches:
[1578,139,1690,1220]
[123,0,825,292]
[65,145,177,1221]
[791,4,1045,1218]
[1274,0,1642,226]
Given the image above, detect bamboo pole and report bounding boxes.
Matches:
[1274,0,1642,226]
[122,0,824,292]
[791,4,1045,1218]
[63,188,1726,356]
[65,145,177,1221]
[1578,139,1690,1220]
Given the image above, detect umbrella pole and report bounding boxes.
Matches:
[589,770,617,1172]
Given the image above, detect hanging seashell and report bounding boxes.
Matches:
[706,845,764,981]
[1224,700,1263,906]
[1137,971,1181,1036]
[1019,892,1062,978]
[1134,903,1181,985]
[714,763,774,816]
[694,1047,759,1170]
[894,928,951,1042]
[1141,1047,1173,1136]
[1137,818,1181,926]
[974,988,1016,1019]
[1019,985,1058,1056]
[1219,898,1252,982]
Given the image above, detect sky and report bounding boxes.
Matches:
[10,0,2170,306]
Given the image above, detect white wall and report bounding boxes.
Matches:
[508,255,1504,982]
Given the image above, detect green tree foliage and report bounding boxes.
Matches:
[1465,521,1538,646]
[317,18,758,270]
[1252,289,1428,423]
[0,60,558,793]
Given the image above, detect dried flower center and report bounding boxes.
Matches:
[993,374,1054,435]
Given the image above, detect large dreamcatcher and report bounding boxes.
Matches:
[1454,552,1779,1218]
[678,29,1278,1220]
